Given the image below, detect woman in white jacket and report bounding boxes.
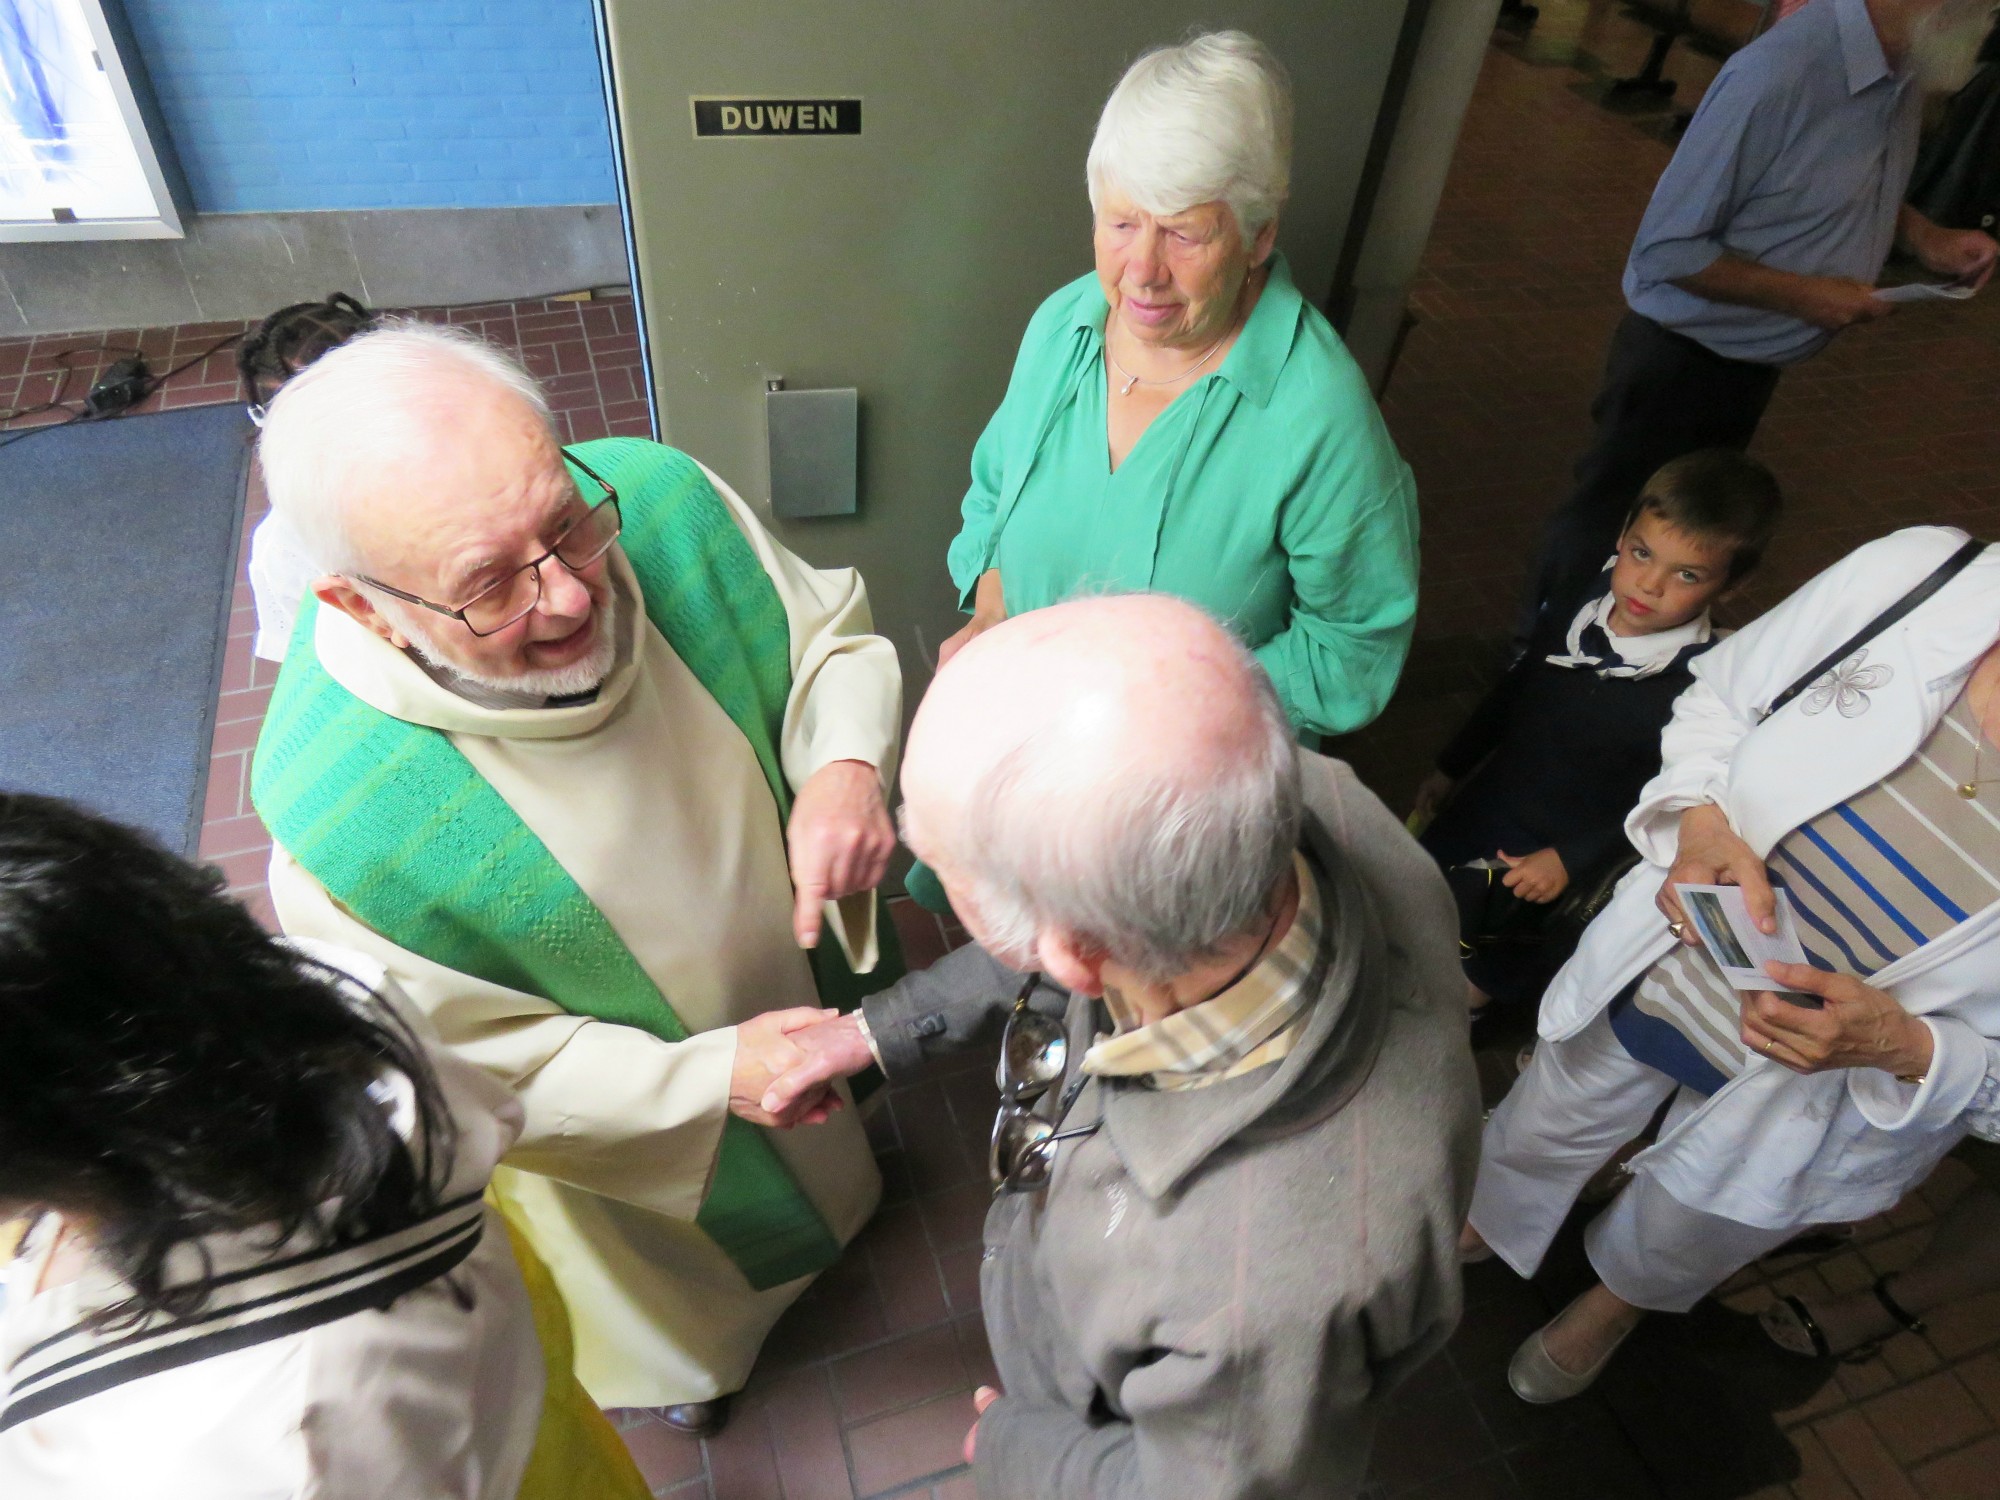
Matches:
[1460,525,2000,1401]
[0,794,648,1499]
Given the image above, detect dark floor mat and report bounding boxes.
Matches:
[0,404,252,855]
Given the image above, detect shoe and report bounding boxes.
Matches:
[659,1395,732,1437]
[1759,1275,1926,1364]
[1507,1294,1639,1403]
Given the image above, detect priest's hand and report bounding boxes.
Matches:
[760,1013,878,1124]
[732,1007,844,1127]
[788,760,895,949]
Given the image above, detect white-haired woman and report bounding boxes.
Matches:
[938,31,1418,740]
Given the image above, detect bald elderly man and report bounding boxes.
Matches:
[767,596,1481,1499]
[246,320,899,1431]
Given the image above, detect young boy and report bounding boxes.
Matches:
[1413,449,1783,1013]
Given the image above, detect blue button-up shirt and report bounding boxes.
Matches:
[1622,0,1923,365]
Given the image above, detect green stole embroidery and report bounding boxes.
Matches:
[251,438,895,1290]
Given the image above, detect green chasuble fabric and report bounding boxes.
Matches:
[252,437,899,1291]
[946,254,1419,739]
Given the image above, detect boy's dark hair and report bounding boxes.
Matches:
[0,793,456,1328]
[1626,449,1783,583]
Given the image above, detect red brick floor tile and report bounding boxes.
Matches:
[1816,1416,1920,1496]
[929,1475,978,1500]
[1911,1432,2000,1499]
[917,1182,992,1253]
[830,1322,971,1425]
[704,1418,784,1500]
[201,752,247,824]
[1371,1374,1500,1494]
[1771,1365,1850,1431]
[762,1369,854,1500]
[1924,1291,2000,1362]
[1786,1427,1862,1500]
[859,1202,951,1334]
[1958,1351,2000,1426]
[887,896,953,971]
[1860,1372,1991,1470]
[953,1315,998,1391]
[215,683,275,725]
[759,1257,887,1370]
[846,1392,976,1498]
[887,1080,982,1193]
[197,812,272,859]
[208,847,272,892]
[874,1148,917,1208]
[1833,1352,1903,1404]
[1881,1328,1945,1383]
[616,1411,706,1492]
[936,1243,984,1319]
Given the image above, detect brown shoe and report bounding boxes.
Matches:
[658,1396,731,1438]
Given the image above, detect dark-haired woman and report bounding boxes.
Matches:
[0,794,646,1499]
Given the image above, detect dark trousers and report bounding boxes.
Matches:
[1520,311,1783,636]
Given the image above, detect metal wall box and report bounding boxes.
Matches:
[766,385,858,518]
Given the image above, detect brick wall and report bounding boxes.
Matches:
[118,0,618,212]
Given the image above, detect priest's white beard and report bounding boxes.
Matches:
[402,588,620,699]
[1912,1,1991,96]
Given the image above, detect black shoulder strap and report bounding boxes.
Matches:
[1759,537,1989,723]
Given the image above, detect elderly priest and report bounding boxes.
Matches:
[247,322,901,1434]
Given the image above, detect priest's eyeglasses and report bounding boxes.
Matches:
[358,450,622,637]
[990,974,1100,1195]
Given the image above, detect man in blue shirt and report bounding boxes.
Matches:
[1525,0,1998,627]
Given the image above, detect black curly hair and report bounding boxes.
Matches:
[0,793,456,1325]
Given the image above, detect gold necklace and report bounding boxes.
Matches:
[1960,696,1997,798]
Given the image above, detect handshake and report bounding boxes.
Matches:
[727,1007,879,1127]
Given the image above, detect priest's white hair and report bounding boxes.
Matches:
[1086,30,1293,243]
[256,319,555,576]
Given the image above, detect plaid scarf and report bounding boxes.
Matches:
[1083,852,1322,1092]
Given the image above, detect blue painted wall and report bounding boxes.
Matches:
[118,1,618,213]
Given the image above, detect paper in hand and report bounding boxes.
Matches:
[1673,884,1811,992]
[1873,279,1979,305]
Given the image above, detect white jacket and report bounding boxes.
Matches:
[1538,526,2000,1230]
[0,944,543,1500]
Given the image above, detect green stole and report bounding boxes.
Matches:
[251,437,897,1291]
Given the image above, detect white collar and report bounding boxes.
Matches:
[1544,590,1713,680]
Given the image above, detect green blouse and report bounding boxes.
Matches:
[946,255,1419,737]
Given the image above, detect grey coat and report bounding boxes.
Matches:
[861,755,1481,1500]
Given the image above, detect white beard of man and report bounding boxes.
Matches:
[400,585,621,700]
[1912,1,1992,96]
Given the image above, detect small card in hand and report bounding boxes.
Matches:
[1673,884,1815,995]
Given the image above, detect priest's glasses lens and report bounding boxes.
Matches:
[554,497,623,569]
[460,567,544,637]
[460,499,623,637]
